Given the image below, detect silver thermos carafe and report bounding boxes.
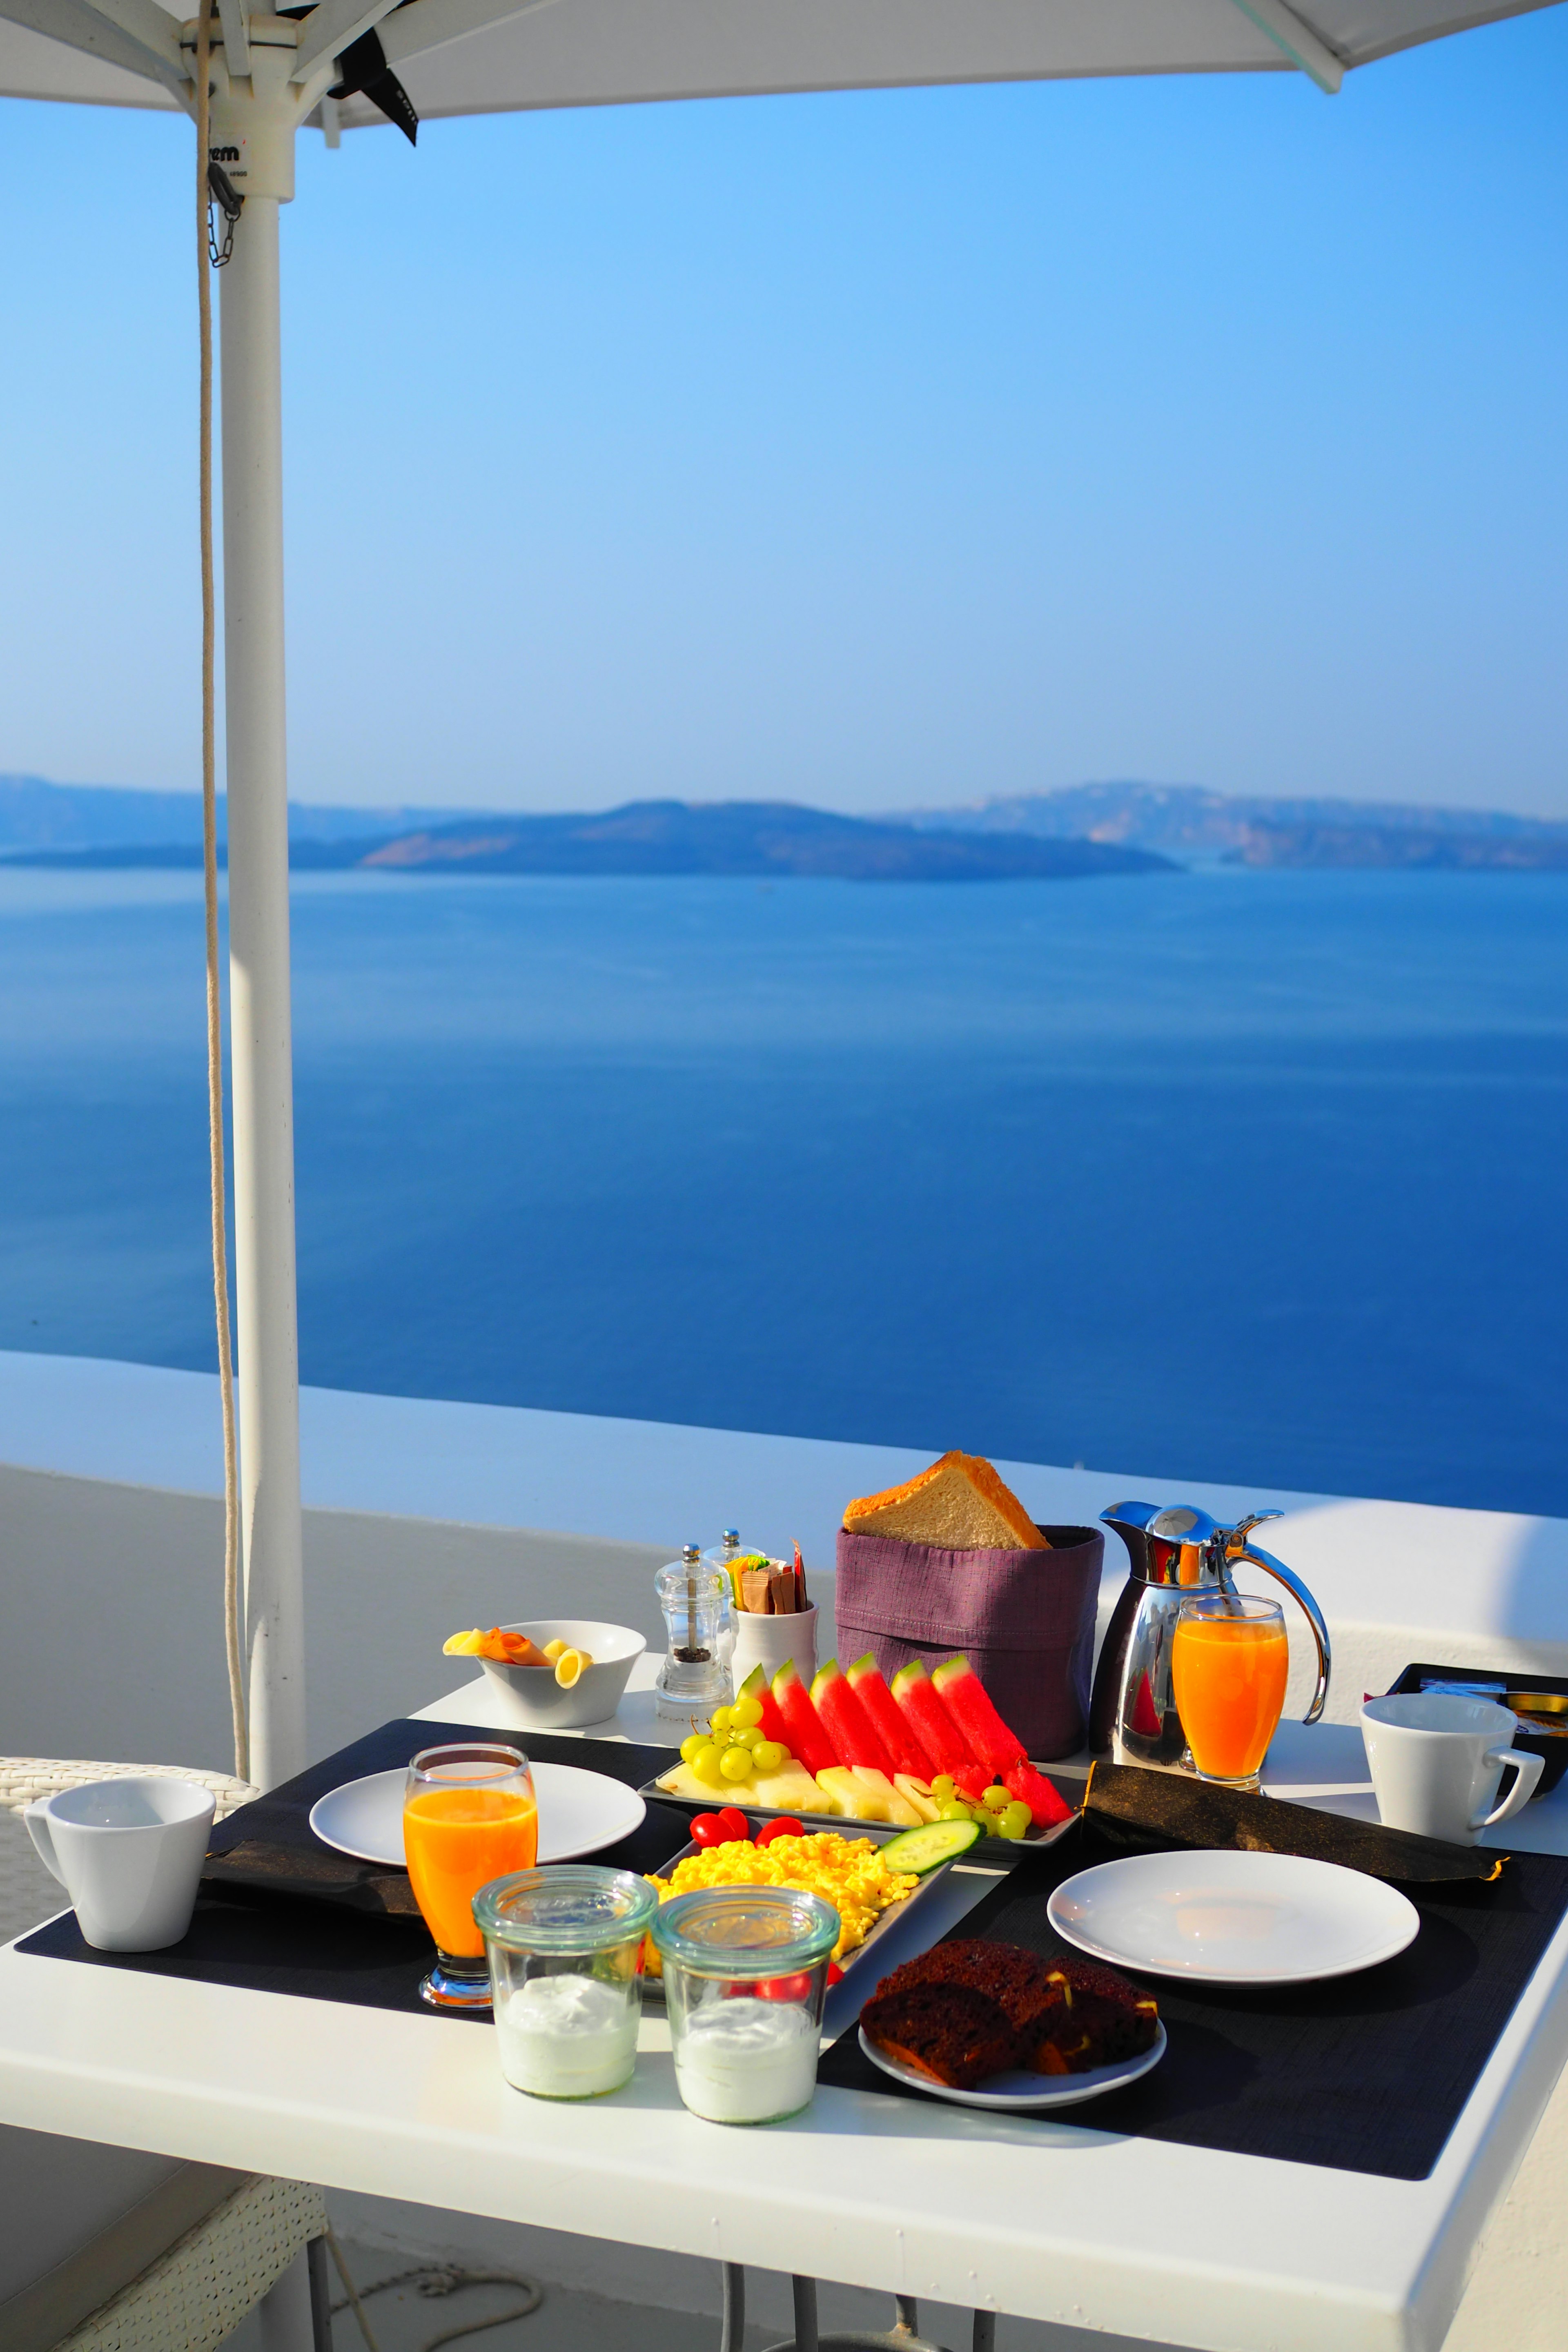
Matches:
[1088,1503,1332,1768]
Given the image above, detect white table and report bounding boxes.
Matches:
[2,1666,1566,2352]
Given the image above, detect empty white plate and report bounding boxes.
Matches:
[1047,1849,1419,1986]
[858,2022,1167,2111]
[309,1763,646,1868]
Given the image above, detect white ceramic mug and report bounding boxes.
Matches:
[25,1777,216,1951]
[1361,1695,1544,1844]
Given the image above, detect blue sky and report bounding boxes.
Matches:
[2,9,1566,817]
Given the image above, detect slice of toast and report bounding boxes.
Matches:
[842,1451,1050,1552]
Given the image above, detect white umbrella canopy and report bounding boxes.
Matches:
[0,0,1559,1791]
[2,0,1563,113]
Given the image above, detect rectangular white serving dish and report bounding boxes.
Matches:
[640,1812,974,2000]
[639,1774,1081,1871]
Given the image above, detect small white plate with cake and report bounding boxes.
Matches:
[856,1939,1166,2110]
[858,2019,1167,2110]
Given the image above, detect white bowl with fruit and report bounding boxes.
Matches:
[443,1618,646,1731]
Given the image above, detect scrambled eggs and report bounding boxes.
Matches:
[652,1832,918,1964]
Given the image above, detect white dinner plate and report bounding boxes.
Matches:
[858,2021,1167,2111]
[308,1763,645,1867]
[1046,1849,1420,1986]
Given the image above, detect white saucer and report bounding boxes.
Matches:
[858,2021,1167,2110]
[309,1763,646,1867]
[1046,1849,1419,1986]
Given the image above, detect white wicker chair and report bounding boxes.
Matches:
[0,1760,331,2352]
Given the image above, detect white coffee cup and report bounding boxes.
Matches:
[1361,1695,1544,1844]
[24,1777,216,1951]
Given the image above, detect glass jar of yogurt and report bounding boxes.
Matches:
[474,1865,657,2099]
[650,1886,838,2125]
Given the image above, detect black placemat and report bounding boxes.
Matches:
[18,1718,693,2022]
[817,1823,1568,2179]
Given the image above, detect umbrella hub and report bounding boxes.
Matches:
[181,15,312,202]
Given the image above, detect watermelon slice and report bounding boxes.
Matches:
[770,1658,836,1777]
[951,1759,993,1804]
[738,1662,792,1752]
[1003,1760,1075,1829]
[890,1660,976,1777]
[930,1655,1027,1772]
[844,1655,931,1778]
[811,1659,895,1775]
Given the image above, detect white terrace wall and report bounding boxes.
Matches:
[3,1349,1568,1773]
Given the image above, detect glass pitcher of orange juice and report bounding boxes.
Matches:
[404,1743,538,2007]
[1171,1594,1291,1789]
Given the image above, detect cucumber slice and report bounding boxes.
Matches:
[876,1818,983,1875]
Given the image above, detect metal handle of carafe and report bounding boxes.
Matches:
[1227,1541,1331,1726]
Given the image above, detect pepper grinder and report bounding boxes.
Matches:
[654,1545,734,1723]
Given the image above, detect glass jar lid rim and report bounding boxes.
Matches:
[473,1864,657,1948]
[650,1885,839,1972]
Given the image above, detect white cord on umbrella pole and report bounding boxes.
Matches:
[196,0,248,1787]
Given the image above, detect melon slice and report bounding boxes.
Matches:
[738,1662,793,1752]
[748,1761,830,1815]
[893,1774,942,1824]
[771,1659,836,1777]
[811,1658,895,1774]
[817,1766,882,1820]
[1003,1761,1076,1829]
[890,1660,976,1777]
[930,1655,1027,1772]
[855,1768,922,1827]
[846,1655,932,1778]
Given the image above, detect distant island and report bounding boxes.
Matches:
[4,772,1567,877]
[1226,820,1568,871]
[0,793,1172,884]
[900,782,1568,871]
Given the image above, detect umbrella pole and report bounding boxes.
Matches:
[219,189,306,1791]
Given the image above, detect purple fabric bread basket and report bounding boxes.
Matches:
[833,1524,1104,1762]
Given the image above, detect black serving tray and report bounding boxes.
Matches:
[1388,1662,1568,1798]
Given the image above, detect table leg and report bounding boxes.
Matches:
[306,2236,334,2352]
[793,2273,821,2352]
[749,2267,982,2352]
[723,2261,748,2352]
[258,2247,316,2351]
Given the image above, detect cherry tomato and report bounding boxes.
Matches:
[756,1971,813,2002]
[690,1809,751,1848]
[723,1980,759,1999]
[826,1962,844,1988]
[754,1816,805,1847]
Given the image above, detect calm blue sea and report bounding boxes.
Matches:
[0,862,1563,1517]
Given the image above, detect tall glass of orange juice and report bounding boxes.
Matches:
[1171,1594,1290,1789]
[404,1744,538,2007]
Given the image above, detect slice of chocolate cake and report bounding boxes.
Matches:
[860,1940,1069,2088]
[1028,1958,1160,2075]
[861,1942,1160,2087]
[858,1980,1020,2088]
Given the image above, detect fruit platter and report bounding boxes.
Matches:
[641,1809,976,1996]
[645,1650,1080,1861]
